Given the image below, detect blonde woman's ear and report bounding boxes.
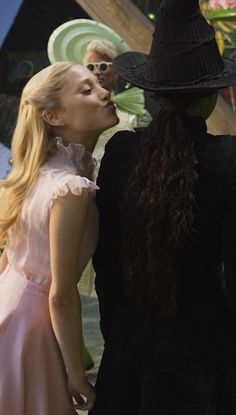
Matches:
[41,110,65,127]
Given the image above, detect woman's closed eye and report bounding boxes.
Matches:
[81,88,92,95]
[79,80,101,95]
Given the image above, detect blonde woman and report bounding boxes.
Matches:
[0,61,118,414]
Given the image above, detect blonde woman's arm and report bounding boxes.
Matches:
[49,188,96,412]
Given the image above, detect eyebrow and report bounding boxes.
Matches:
[77,78,94,86]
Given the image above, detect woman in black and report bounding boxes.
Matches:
[90,0,236,413]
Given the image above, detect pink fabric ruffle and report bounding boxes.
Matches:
[50,175,99,209]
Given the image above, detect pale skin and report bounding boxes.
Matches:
[49,189,95,411]
[43,65,118,410]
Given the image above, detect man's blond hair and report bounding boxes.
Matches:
[83,39,119,63]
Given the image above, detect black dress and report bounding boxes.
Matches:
[90,118,236,415]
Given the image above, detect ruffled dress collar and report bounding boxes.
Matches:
[52,137,96,180]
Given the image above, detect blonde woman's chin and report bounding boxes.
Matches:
[105,112,119,130]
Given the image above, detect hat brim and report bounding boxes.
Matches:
[113,51,236,93]
[47,19,130,64]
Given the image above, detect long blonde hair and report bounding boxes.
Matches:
[0,61,77,247]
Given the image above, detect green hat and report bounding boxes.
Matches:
[47,18,130,64]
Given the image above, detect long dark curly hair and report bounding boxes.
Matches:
[122,105,199,315]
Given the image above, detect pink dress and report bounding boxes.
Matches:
[0,138,98,415]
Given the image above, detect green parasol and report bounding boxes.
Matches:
[47,19,130,64]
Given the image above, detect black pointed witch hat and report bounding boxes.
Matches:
[113,0,236,93]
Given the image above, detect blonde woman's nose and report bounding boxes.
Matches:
[100,87,110,100]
